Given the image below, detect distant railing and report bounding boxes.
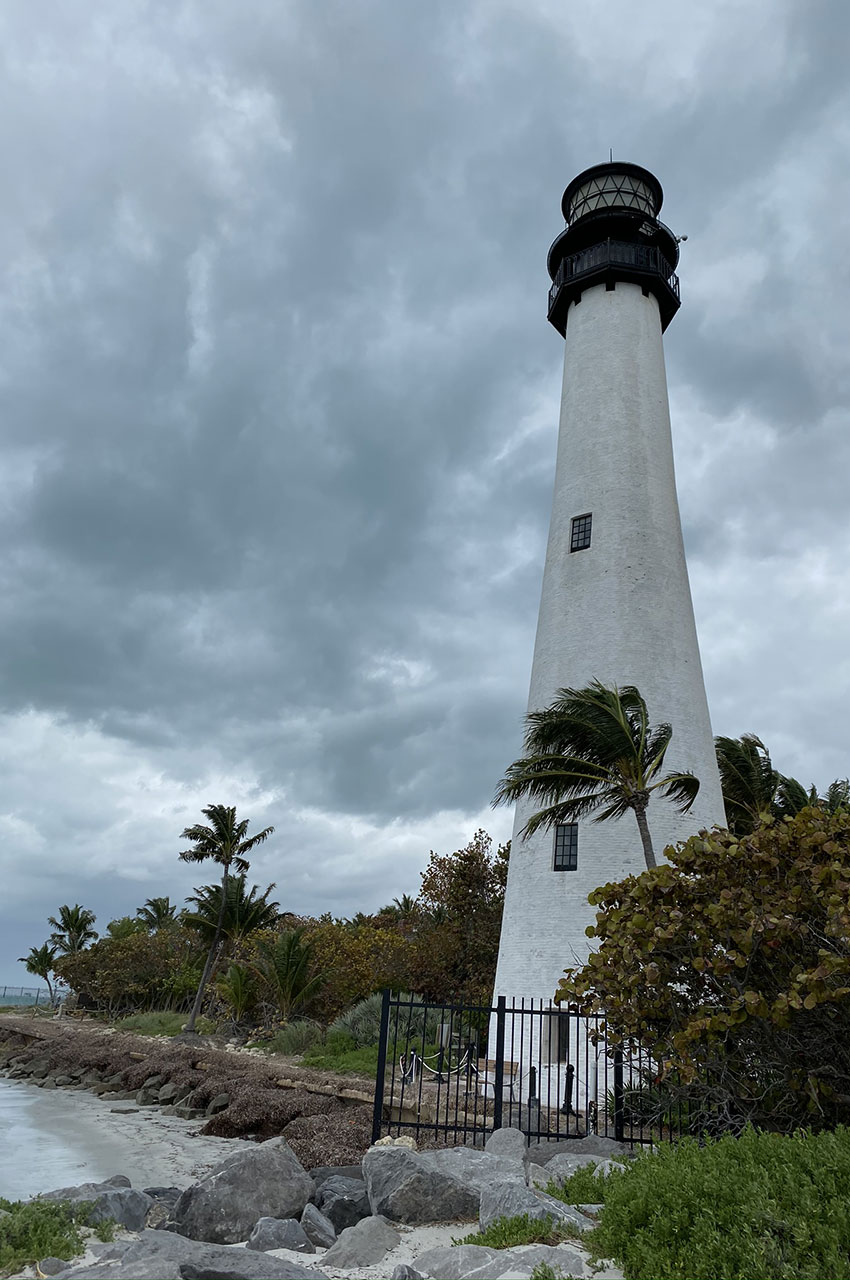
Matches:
[548,238,679,312]
[0,985,54,1007]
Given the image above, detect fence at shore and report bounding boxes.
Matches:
[0,985,52,1007]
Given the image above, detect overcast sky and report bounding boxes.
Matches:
[2,0,848,983]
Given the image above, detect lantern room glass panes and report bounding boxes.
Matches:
[568,173,656,223]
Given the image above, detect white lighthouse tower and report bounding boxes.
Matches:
[493,162,726,1006]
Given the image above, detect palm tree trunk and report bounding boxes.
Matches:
[633,804,657,870]
[185,863,230,1033]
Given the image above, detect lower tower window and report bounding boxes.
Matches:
[553,823,578,871]
[570,513,592,552]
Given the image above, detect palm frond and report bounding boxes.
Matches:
[651,770,700,813]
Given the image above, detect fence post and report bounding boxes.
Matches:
[371,989,392,1145]
[613,1047,624,1144]
[492,996,506,1131]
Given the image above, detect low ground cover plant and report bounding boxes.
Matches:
[546,1127,850,1279]
[0,1199,114,1277]
[115,1011,214,1037]
[456,1213,580,1249]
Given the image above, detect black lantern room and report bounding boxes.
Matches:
[546,162,681,335]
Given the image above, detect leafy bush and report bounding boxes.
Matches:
[557,809,850,1133]
[0,1198,114,1275]
[252,1020,324,1056]
[115,1010,214,1037]
[547,1127,850,1280]
[456,1214,577,1249]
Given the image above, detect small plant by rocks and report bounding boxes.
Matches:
[455,1213,578,1249]
[0,1198,115,1277]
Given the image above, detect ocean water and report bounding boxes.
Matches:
[0,1077,137,1200]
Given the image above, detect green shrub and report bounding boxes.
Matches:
[551,1127,850,1280]
[115,1010,214,1036]
[0,1198,115,1276]
[546,1160,611,1206]
[456,1213,577,1249]
[329,991,442,1049]
[300,1041,381,1075]
[252,1020,324,1055]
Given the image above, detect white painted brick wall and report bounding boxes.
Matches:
[493,281,726,1005]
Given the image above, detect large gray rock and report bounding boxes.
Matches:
[362,1148,479,1224]
[39,1180,153,1231]
[322,1215,401,1268]
[525,1135,632,1167]
[478,1179,596,1235]
[309,1163,364,1191]
[538,1153,617,1186]
[46,1229,322,1279]
[413,1241,589,1279]
[317,1175,371,1232]
[300,1202,337,1248]
[363,1146,524,1226]
[484,1127,528,1161]
[171,1136,315,1244]
[247,1216,315,1253]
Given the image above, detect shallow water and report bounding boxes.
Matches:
[0,1077,144,1200]
[0,1077,237,1201]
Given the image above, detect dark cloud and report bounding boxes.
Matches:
[1,0,848,979]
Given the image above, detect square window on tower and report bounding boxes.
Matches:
[570,513,592,552]
[553,823,578,871]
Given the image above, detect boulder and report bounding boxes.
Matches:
[322,1215,401,1268]
[362,1148,479,1225]
[411,1245,501,1279]
[247,1217,315,1253]
[172,1103,204,1120]
[204,1092,230,1116]
[170,1136,315,1244]
[317,1175,371,1232]
[37,1260,69,1276]
[300,1202,337,1248]
[390,1267,423,1280]
[39,1179,151,1231]
[536,1154,617,1188]
[44,1229,323,1278]
[158,1081,193,1105]
[484,1126,528,1161]
[309,1163,364,1191]
[478,1180,595,1235]
[525,1135,631,1167]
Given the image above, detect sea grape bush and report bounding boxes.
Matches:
[556,808,850,1132]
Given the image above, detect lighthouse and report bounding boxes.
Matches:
[493,162,726,1004]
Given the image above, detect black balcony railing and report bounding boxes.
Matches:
[548,238,679,313]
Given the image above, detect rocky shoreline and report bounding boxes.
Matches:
[0,1018,374,1169]
[14,1131,626,1280]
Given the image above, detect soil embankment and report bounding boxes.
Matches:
[0,1013,374,1169]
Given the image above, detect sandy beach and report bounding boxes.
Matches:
[0,1076,242,1200]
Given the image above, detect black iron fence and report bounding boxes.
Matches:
[371,990,691,1148]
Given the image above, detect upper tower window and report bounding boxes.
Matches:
[570,513,592,552]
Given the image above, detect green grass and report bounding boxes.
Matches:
[114,1011,215,1036]
[299,1040,382,1075]
[249,1021,324,1056]
[455,1213,578,1249]
[0,1199,114,1277]
[545,1126,850,1280]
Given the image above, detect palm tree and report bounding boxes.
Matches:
[106,916,147,940]
[819,778,850,814]
[251,929,326,1022]
[47,905,98,954]
[178,804,275,1033]
[377,894,419,922]
[136,896,178,931]
[182,877,279,945]
[714,734,780,834]
[18,943,57,1004]
[493,680,700,871]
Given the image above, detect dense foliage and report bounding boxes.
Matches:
[548,1128,850,1280]
[556,808,850,1132]
[54,927,201,1015]
[0,1198,114,1276]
